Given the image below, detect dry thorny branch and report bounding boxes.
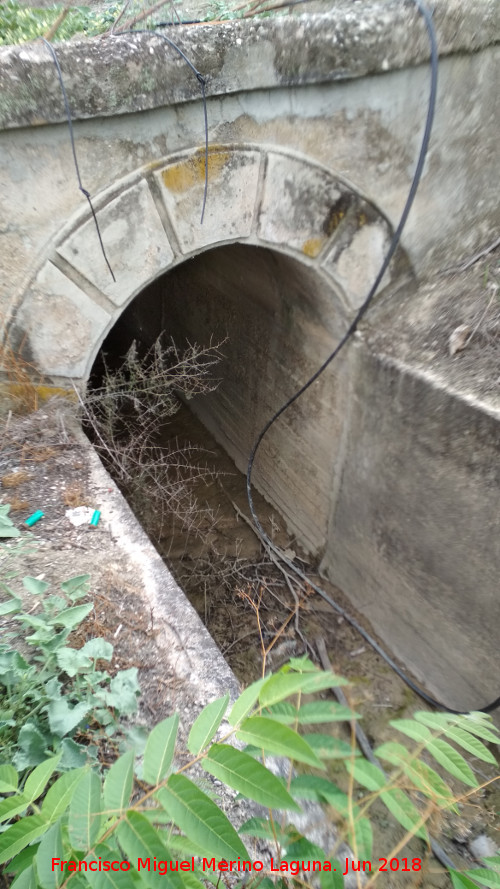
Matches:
[78,335,224,541]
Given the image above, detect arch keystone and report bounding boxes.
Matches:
[153,148,261,253]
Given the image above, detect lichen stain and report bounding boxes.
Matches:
[302,238,324,258]
[162,149,231,192]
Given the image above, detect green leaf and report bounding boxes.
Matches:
[380,788,427,840]
[13,724,49,770]
[48,603,93,629]
[390,719,432,744]
[142,714,179,785]
[36,822,64,889]
[84,850,137,889]
[60,575,91,598]
[42,769,87,821]
[0,816,48,866]
[263,702,297,724]
[302,734,358,759]
[349,816,372,861]
[103,750,135,815]
[80,638,113,661]
[0,794,30,824]
[461,869,500,888]
[0,517,21,538]
[7,845,38,876]
[24,754,62,802]
[202,743,299,810]
[228,677,266,726]
[460,715,500,744]
[450,872,485,889]
[374,742,455,806]
[117,811,183,889]
[55,648,92,677]
[157,773,248,860]
[415,711,500,745]
[286,655,323,672]
[320,865,345,889]
[413,715,497,764]
[10,865,37,889]
[289,776,350,816]
[100,668,139,716]
[259,671,348,708]
[188,695,229,755]
[0,764,18,792]
[344,759,386,792]
[47,699,90,737]
[238,817,286,842]
[297,701,359,724]
[59,739,89,770]
[0,597,21,615]
[483,859,500,870]
[282,836,325,863]
[427,739,477,787]
[23,577,50,596]
[236,717,324,768]
[68,769,102,850]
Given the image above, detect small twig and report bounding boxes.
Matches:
[113,0,175,34]
[442,236,500,275]
[43,2,71,41]
[109,0,131,34]
[465,288,498,349]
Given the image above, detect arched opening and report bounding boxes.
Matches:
[91,242,353,557]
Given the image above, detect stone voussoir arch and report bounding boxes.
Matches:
[13,144,408,385]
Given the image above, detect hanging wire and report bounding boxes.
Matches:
[41,38,116,282]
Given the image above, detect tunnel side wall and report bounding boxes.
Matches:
[322,348,500,711]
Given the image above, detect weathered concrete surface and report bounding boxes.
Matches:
[1,0,500,708]
[1,0,499,129]
[321,346,500,711]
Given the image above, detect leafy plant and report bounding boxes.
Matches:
[0,658,498,889]
[0,1,121,45]
[0,570,140,771]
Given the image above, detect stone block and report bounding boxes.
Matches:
[17,262,111,378]
[57,179,174,303]
[258,152,347,258]
[155,148,260,252]
[321,217,393,311]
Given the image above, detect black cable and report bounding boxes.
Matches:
[118,30,209,224]
[41,39,116,282]
[245,0,500,715]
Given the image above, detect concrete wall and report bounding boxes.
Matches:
[1,0,500,708]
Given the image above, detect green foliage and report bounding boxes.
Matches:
[0,1,120,45]
[0,658,498,889]
[0,504,21,538]
[0,567,140,770]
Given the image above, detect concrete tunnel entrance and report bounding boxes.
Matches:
[92,243,352,558]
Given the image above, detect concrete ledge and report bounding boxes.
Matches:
[0,0,499,129]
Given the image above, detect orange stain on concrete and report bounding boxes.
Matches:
[302,238,325,258]
[162,150,231,192]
